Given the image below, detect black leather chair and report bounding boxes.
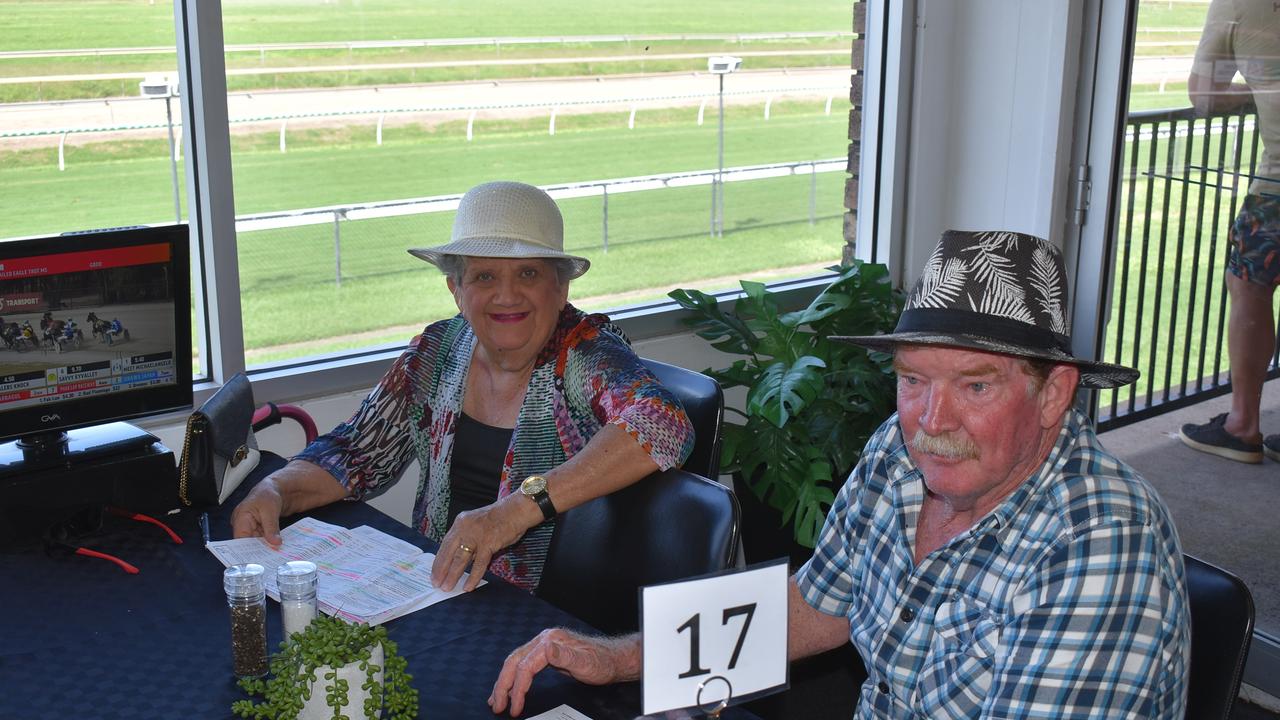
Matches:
[1185,554,1254,720]
[640,357,724,479]
[537,467,740,634]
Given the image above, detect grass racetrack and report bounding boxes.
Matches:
[2,98,850,362]
[3,0,854,365]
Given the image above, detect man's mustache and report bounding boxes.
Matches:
[909,430,980,461]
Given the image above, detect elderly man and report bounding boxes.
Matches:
[488,231,1191,719]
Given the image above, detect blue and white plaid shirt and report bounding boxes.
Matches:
[797,408,1189,719]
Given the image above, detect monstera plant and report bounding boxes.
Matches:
[669,261,903,552]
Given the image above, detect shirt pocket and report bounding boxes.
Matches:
[913,594,1002,719]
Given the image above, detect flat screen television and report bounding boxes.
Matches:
[0,224,192,468]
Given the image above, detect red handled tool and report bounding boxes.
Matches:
[106,505,183,544]
[45,505,183,574]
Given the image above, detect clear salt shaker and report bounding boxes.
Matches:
[276,560,319,640]
[224,563,268,679]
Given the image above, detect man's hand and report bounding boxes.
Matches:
[489,628,641,717]
[230,479,285,546]
[432,494,539,592]
[1188,71,1252,116]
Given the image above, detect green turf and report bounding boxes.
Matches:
[0,99,844,237]
[0,0,852,52]
[1131,0,1206,59]
[239,184,845,353]
[2,99,850,362]
[0,42,847,103]
[1127,1,1208,112]
[1133,0,1212,37]
[0,1,850,101]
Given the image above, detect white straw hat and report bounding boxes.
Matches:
[408,181,590,278]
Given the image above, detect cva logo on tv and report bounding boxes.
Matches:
[41,414,62,423]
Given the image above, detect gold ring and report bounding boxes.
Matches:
[459,542,474,554]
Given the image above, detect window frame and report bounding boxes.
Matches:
[171,0,886,409]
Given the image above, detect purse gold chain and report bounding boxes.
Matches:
[177,412,202,506]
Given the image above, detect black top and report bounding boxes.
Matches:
[447,412,513,526]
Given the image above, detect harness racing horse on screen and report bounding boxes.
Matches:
[86,312,129,345]
[40,319,84,353]
[0,322,28,351]
[1,322,38,352]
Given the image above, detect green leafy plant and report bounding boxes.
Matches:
[232,615,418,720]
[669,261,903,547]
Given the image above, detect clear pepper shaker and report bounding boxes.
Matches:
[276,560,319,640]
[224,563,269,679]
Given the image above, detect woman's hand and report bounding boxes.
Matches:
[230,479,287,546]
[488,628,641,717]
[432,493,541,592]
[229,460,349,546]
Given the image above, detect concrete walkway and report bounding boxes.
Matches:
[1100,378,1280,717]
[1099,378,1279,638]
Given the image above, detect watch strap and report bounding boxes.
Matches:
[531,490,556,521]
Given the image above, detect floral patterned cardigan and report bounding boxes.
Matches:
[295,304,694,591]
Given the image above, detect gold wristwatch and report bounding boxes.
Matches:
[519,475,556,521]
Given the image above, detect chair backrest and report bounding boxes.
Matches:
[640,357,724,479]
[1184,554,1254,720]
[537,467,740,634]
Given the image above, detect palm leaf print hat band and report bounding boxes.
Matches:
[834,230,1139,389]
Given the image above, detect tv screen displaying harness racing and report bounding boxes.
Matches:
[0,241,179,412]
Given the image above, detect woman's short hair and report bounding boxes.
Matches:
[437,255,576,285]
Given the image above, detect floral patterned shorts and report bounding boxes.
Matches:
[1228,193,1280,287]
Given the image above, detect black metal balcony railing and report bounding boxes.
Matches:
[1098,103,1280,431]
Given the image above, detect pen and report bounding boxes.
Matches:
[199,512,211,546]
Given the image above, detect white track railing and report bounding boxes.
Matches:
[1,85,844,141]
[236,159,844,284]
[0,32,854,60]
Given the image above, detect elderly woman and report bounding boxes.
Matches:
[231,181,694,593]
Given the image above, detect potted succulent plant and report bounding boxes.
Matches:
[232,614,418,720]
[669,261,902,563]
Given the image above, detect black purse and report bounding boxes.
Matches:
[178,373,260,507]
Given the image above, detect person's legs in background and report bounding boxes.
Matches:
[1181,194,1280,463]
[1223,271,1275,445]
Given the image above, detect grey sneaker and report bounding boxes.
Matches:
[1179,414,1264,464]
[1266,435,1280,463]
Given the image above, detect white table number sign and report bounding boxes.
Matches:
[640,561,788,715]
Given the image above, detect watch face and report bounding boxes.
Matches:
[521,475,547,495]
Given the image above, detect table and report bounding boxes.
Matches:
[1,452,748,719]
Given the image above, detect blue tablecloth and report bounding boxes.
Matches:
[0,453,665,719]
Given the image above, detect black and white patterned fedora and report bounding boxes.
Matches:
[834,229,1138,389]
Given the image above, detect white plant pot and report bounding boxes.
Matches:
[298,642,385,720]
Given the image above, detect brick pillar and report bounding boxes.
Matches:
[843,1,866,266]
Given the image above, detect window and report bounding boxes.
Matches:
[0,4,187,238]
[216,2,858,368]
[5,2,878,396]
[1113,0,1280,650]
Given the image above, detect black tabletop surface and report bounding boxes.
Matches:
[0,452,720,720]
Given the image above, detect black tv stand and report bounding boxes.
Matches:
[14,430,69,462]
[0,423,177,545]
[1,422,160,478]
